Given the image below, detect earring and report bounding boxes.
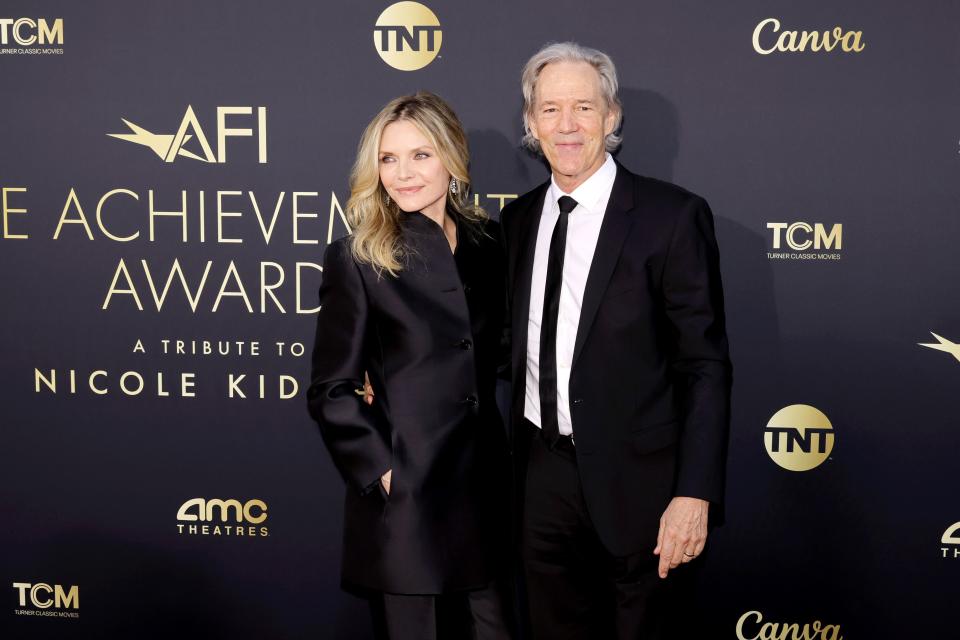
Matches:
[383,192,391,206]
[449,177,459,195]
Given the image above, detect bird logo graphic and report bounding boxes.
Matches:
[108,118,211,162]
[108,105,216,162]
[918,332,960,363]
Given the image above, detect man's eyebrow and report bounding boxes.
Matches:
[539,98,597,104]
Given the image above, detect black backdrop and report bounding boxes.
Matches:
[2,1,958,638]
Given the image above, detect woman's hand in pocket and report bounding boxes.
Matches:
[380,469,392,495]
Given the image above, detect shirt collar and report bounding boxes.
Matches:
[548,153,616,215]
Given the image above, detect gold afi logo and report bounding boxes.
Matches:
[919,332,960,363]
[764,405,834,472]
[374,2,442,71]
[109,105,267,163]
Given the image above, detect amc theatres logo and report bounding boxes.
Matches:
[942,522,960,559]
[766,222,842,261]
[176,497,269,538]
[12,582,79,619]
[109,105,268,163]
[373,2,442,71]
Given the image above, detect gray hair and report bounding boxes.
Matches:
[520,42,623,153]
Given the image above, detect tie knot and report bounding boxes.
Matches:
[557,195,578,215]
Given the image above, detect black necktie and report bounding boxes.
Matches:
[539,195,578,447]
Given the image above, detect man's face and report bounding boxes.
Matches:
[529,61,618,192]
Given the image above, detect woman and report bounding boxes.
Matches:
[306,92,512,640]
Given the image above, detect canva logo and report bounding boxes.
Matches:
[736,610,842,640]
[0,18,63,45]
[176,498,269,537]
[12,582,79,619]
[374,2,442,71]
[764,405,835,472]
[753,18,864,55]
[109,105,267,163]
[942,522,960,559]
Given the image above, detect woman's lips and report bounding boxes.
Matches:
[395,186,423,195]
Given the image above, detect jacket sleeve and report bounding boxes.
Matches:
[661,196,733,506]
[306,239,392,494]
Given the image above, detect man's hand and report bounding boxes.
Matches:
[380,469,392,495]
[653,496,709,578]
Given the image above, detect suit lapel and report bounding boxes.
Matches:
[571,165,637,367]
[511,183,548,390]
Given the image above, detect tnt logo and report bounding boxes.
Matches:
[0,18,63,46]
[766,222,842,251]
[108,105,267,163]
[373,2,442,71]
[764,404,835,471]
[12,582,79,610]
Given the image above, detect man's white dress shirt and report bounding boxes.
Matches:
[524,153,617,435]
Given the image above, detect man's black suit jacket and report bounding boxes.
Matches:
[500,163,732,557]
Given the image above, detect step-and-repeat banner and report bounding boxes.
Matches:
[2,1,957,638]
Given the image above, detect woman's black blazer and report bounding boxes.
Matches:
[307,211,510,594]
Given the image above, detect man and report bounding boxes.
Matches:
[499,43,731,639]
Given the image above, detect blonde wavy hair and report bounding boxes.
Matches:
[346,91,488,276]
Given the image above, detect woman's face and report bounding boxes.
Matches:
[379,119,450,220]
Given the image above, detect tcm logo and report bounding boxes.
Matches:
[109,105,267,163]
[736,610,842,640]
[767,222,842,251]
[0,18,63,46]
[12,582,79,619]
[374,2,442,71]
[753,18,865,55]
[176,498,269,537]
[942,522,960,559]
[918,332,960,364]
[764,404,834,472]
[766,222,842,261]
